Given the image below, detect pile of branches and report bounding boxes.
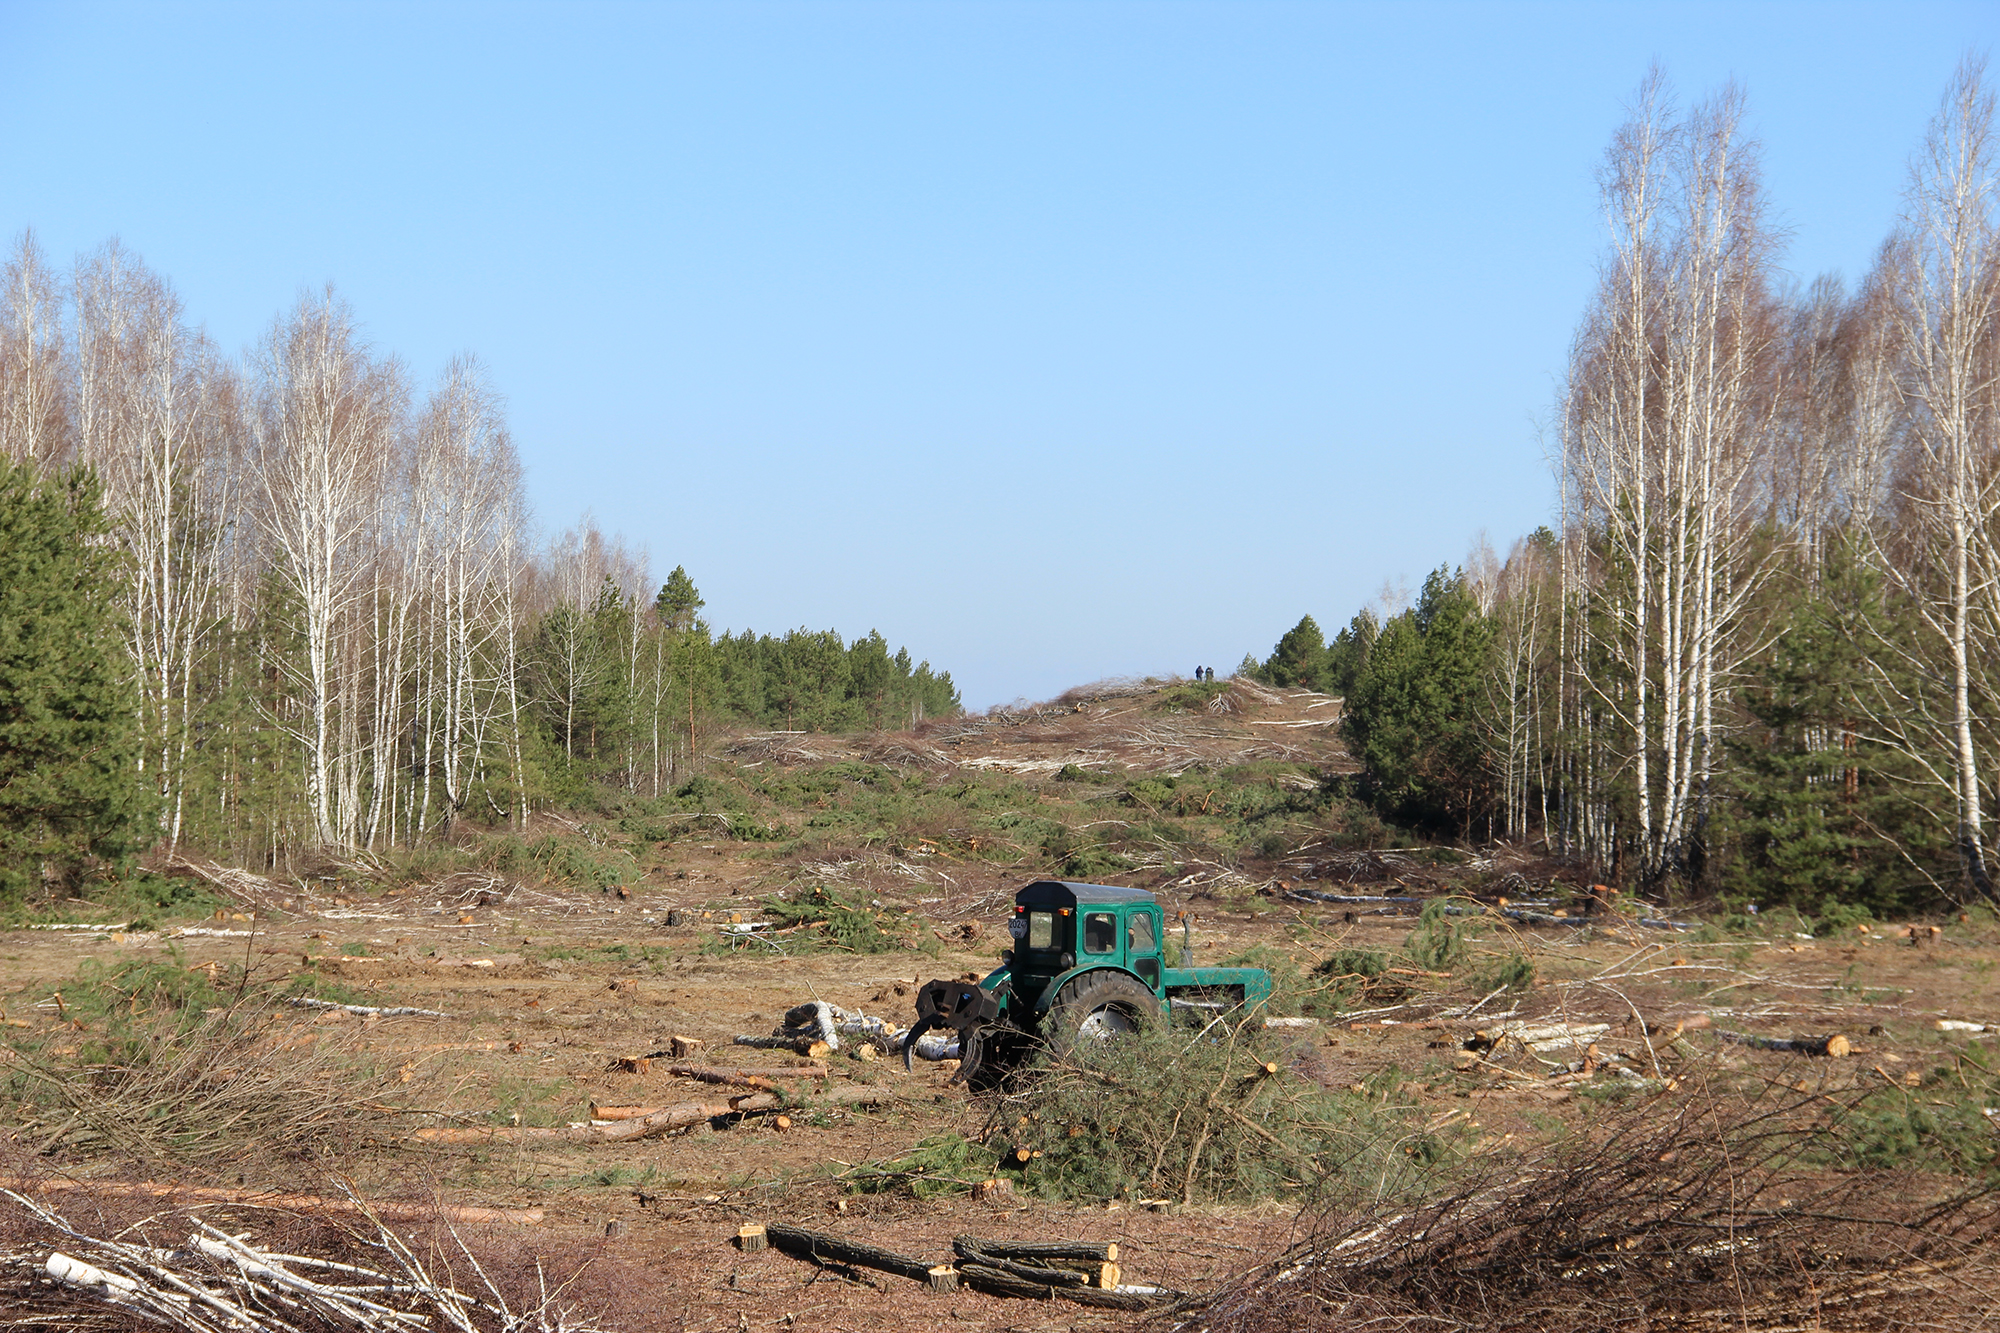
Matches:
[1,1189,613,1333]
[1189,1084,2000,1332]
[158,856,299,914]
[3,994,391,1163]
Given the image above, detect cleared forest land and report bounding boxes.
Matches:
[6,678,2000,1331]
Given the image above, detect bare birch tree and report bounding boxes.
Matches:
[71,243,241,847]
[0,231,71,465]
[1874,58,2000,898]
[252,289,403,847]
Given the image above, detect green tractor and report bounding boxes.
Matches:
[903,880,1273,1084]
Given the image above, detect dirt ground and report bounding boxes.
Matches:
[6,680,1999,1331]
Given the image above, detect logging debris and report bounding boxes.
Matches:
[413,1082,894,1144]
[287,997,453,1019]
[3,1189,595,1333]
[735,998,960,1061]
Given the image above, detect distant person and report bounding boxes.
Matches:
[1194,665,1203,682]
[1207,667,1216,682]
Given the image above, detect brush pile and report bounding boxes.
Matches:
[1,1190,611,1333]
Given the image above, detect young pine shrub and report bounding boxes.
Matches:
[989,1018,1449,1206]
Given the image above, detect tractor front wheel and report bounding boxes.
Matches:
[1044,970,1160,1060]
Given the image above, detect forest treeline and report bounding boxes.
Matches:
[0,254,956,886]
[1252,61,2000,915]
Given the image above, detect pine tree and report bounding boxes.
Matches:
[1343,568,1495,836]
[1262,615,1328,688]
[1723,544,1956,916]
[0,459,156,898]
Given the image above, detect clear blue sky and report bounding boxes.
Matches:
[3,1,1994,708]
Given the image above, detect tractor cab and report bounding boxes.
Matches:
[1007,880,1164,999]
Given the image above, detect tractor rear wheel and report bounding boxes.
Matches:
[1044,970,1160,1060]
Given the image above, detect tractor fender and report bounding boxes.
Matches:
[1025,963,1155,1018]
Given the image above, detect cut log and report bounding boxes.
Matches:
[659,1064,789,1093]
[737,1223,767,1251]
[762,1223,942,1287]
[590,1104,664,1121]
[959,1236,1118,1264]
[958,1262,1054,1300]
[1715,1029,1850,1058]
[927,1264,959,1293]
[734,1035,831,1058]
[952,1241,1086,1287]
[1468,1021,1611,1052]
[957,1263,1165,1310]
[412,1084,893,1144]
[670,1035,705,1057]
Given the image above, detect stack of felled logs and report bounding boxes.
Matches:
[736,1224,1166,1309]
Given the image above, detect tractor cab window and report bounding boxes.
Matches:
[1082,912,1117,954]
[1128,912,1156,954]
[1027,911,1057,950]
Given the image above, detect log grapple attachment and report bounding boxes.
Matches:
[902,977,1002,1081]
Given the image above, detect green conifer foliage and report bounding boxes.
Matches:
[1343,567,1496,836]
[1262,615,1328,689]
[1724,545,1956,916]
[0,460,156,898]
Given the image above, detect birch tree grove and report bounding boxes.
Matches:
[0,234,964,878]
[1242,60,2000,912]
[1561,78,1781,888]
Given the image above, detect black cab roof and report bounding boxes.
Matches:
[1015,880,1158,909]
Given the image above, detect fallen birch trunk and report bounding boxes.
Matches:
[1467,1021,1612,1052]
[289,997,453,1019]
